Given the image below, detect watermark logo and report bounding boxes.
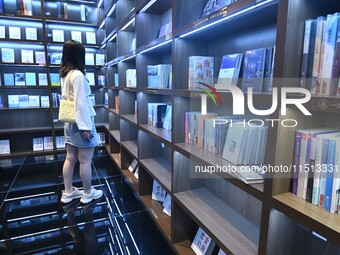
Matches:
[197,82,222,106]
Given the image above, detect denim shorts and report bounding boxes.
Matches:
[64,117,99,148]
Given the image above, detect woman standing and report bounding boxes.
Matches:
[59,40,103,204]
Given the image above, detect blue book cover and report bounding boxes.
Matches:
[215,53,242,89]
[201,0,233,18]
[50,53,62,65]
[324,139,336,211]
[4,73,14,86]
[0,0,3,13]
[241,48,266,92]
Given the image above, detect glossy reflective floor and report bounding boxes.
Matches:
[0,150,175,255]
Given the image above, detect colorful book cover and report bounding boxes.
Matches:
[324,139,336,211]
[188,56,214,89]
[215,53,242,89]
[21,49,34,63]
[98,75,106,86]
[292,131,302,195]
[201,0,232,18]
[18,94,29,107]
[2,48,15,63]
[50,73,60,86]
[50,52,62,65]
[241,48,266,92]
[15,73,25,85]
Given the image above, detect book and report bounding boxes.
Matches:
[32,138,43,151]
[29,95,39,107]
[97,132,105,144]
[0,26,5,38]
[8,95,19,108]
[189,56,214,89]
[25,27,37,40]
[43,136,53,150]
[86,73,95,85]
[128,159,138,173]
[4,73,14,86]
[151,180,166,202]
[104,92,108,106]
[80,4,88,22]
[241,48,267,92]
[50,73,60,86]
[21,49,34,63]
[15,73,25,85]
[163,105,172,130]
[158,22,172,38]
[40,96,50,107]
[126,69,136,87]
[24,0,33,15]
[130,37,136,51]
[50,52,62,65]
[0,96,3,108]
[191,227,215,255]
[56,136,65,149]
[147,103,167,128]
[85,53,94,65]
[71,31,82,43]
[114,73,119,87]
[292,131,302,195]
[319,13,339,96]
[0,140,10,154]
[201,0,233,18]
[162,194,171,217]
[2,48,15,63]
[18,94,29,107]
[234,166,264,184]
[35,51,46,65]
[25,72,36,86]
[215,53,243,89]
[52,29,64,42]
[98,75,106,86]
[9,26,21,39]
[96,54,105,66]
[86,31,96,44]
[134,166,139,179]
[38,73,48,86]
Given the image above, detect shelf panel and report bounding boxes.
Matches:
[121,140,138,158]
[138,87,173,96]
[174,240,196,255]
[140,157,171,192]
[141,195,171,242]
[121,114,137,125]
[109,130,121,143]
[272,193,340,246]
[109,108,120,115]
[0,86,48,90]
[107,151,121,169]
[45,17,97,26]
[139,124,171,143]
[0,126,52,134]
[174,143,264,200]
[175,188,259,255]
[0,13,42,21]
[122,169,139,193]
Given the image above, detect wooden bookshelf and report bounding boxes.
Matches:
[121,140,138,158]
[175,188,259,255]
[122,169,139,193]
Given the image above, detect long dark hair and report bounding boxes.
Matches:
[60,40,86,78]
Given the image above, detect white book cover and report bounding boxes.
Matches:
[191,227,215,255]
[15,73,25,85]
[25,27,37,40]
[128,159,138,173]
[86,32,96,44]
[217,249,227,255]
[2,48,15,63]
[134,166,139,179]
[32,138,44,151]
[97,132,105,144]
[162,105,172,130]
[52,29,64,42]
[86,73,95,85]
[18,95,29,108]
[188,56,214,89]
[21,49,34,63]
[162,194,171,217]
[0,26,5,39]
[222,123,247,164]
[56,136,65,149]
[319,14,339,96]
[80,4,87,21]
[0,140,10,154]
[96,53,105,66]
[126,69,136,87]
[38,73,48,86]
[40,96,50,107]
[25,72,36,86]
[9,26,21,39]
[43,136,53,150]
[29,95,39,107]
[151,180,166,202]
[71,31,82,43]
[85,53,94,65]
[8,95,19,108]
[35,51,46,65]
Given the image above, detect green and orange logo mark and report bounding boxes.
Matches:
[196,82,223,106]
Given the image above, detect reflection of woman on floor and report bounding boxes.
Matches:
[63,200,101,255]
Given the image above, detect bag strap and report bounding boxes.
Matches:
[66,70,74,101]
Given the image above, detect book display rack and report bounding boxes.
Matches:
[2,0,340,254]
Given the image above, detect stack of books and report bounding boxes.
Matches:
[147,64,172,89]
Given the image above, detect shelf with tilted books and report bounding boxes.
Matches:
[0,0,42,18]
[138,165,172,242]
[120,145,139,193]
[138,130,171,192]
